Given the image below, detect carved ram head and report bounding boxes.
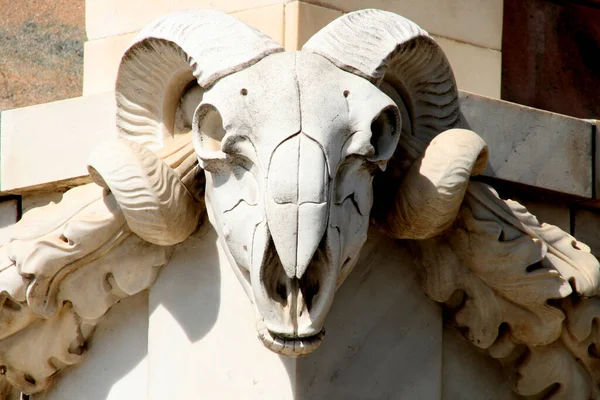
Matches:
[94,9,487,356]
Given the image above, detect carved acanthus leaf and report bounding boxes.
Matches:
[0,135,203,396]
[417,181,600,399]
[0,183,175,395]
[468,183,600,297]
[9,185,127,318]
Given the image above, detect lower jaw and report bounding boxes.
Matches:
[256,320,325,357]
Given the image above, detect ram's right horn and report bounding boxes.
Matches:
[376,129,488,239]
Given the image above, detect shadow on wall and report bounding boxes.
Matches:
[38,292,151,400]
[282,228,443,400]
[148,221,222,343]
[36,223,221,400]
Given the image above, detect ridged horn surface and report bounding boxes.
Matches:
[377,129,488,239]
[116,9,284,151]
[303,8,459,147]
[88,139,201,246]
[304,10,472,239]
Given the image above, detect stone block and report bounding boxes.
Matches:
[82,4,500,98]
[0,93,116,192]
[460,91,594,198]
[171,0,282,16]
[284,1,343,51]
[572,208,600,258]
[83,5,283,96]
[0,198,18,245]
[301,0,503,50]
[86,0,283,40]
[40,292,149,400]
[149,225,442,398]
[86,0,169,40]
[230,4,284,46]
[83,33,137,96]
[433,35,501,99]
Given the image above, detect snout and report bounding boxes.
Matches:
[250,132,339,354]
[265,133,329,279]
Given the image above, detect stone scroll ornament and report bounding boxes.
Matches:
[0,8,598,399]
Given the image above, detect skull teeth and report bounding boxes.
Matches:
[256,320,325,357]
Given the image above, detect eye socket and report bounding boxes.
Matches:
[369,106,400,163]
[194,104,225,152]
[192,103,228,168]
[192,103,231,172]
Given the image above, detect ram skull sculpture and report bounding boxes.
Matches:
[85,8,488,356]
[14,10,600,399]
[5,8,600,399]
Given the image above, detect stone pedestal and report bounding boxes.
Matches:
[148,225,442,399]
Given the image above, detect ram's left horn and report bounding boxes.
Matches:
[88,139,202,246]
[376,129,488,239]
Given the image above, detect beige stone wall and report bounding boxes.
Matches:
[0,0,504,195]
[82,0,503,98]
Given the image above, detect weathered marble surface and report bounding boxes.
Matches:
[294,228,441,399]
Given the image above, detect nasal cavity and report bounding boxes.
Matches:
[263,236,325,315]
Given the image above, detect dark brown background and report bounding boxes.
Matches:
[502,0,600,119]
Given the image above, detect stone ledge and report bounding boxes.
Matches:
[0,93,116,193]
[1,89,594,200]
[460,91,594,198]
[283,1,342,50]
[2,89,595,198]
